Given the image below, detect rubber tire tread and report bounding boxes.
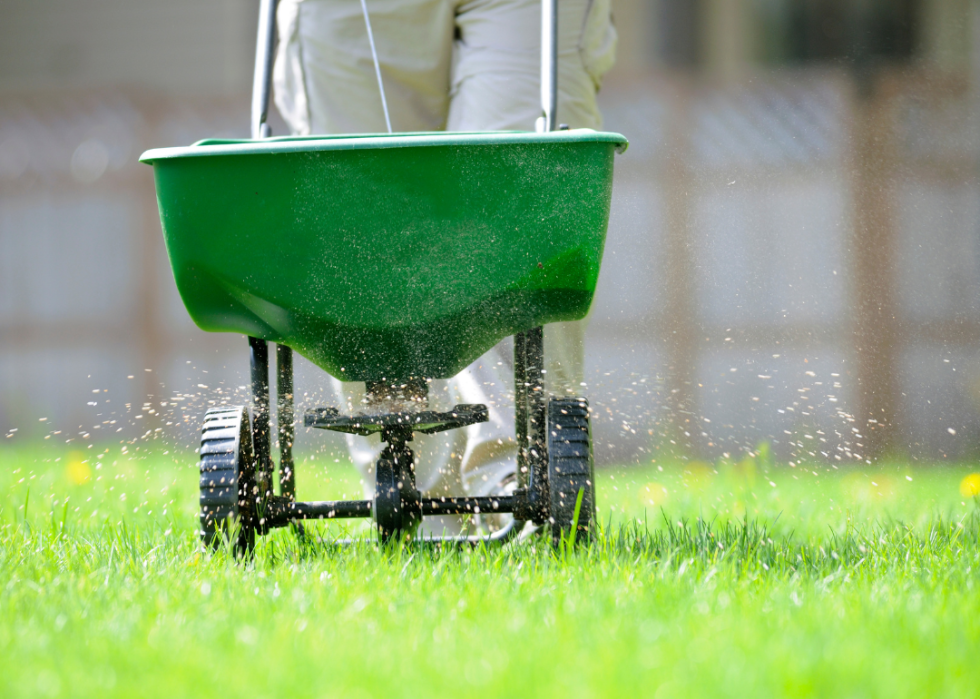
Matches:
[546,397,596,545]
[199,406,255,553]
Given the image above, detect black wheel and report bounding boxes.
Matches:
[373,438,420,544]
[373,447,402,543]
[199,406,256,554]
[546,397,596,546]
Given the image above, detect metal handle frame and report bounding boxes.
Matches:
[516,0,559,522]
[251,0,278,140]
[538,0,558,133]
[248,0,296,507]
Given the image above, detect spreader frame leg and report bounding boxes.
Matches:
[276,344,296,501]
[248,337,274,507]
[515,327,548,523]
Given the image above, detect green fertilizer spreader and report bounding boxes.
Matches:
[142,131,626,382]
[141,0,627,553]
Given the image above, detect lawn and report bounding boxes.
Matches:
[1,443,979,698]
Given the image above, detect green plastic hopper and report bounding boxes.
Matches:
[140,129,627,382]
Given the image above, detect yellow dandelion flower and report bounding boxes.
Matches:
[66,452,92,485]
[959,473,980,498]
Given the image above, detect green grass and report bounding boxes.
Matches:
[2,444,980,698]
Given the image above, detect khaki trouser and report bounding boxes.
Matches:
[273,0,615,531]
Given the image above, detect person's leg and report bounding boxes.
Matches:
[442,0,617,502]
[274,0,455,134]
[447,0,616,132]
[275,0,464,530]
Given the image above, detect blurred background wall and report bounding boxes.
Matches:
[2,0,980,466]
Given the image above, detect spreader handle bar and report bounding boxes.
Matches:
[313,519,523,548]
[538,0,558,132]
[413,518,524,546]
[251,0,278,139]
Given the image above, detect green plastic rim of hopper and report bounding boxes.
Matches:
[141,129,628,382]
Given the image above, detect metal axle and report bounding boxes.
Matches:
[261,494,526,528]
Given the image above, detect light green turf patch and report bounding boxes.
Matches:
[1,446,980,698]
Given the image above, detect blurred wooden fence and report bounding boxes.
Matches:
[592,67,980,462]
[2,67,979,463]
